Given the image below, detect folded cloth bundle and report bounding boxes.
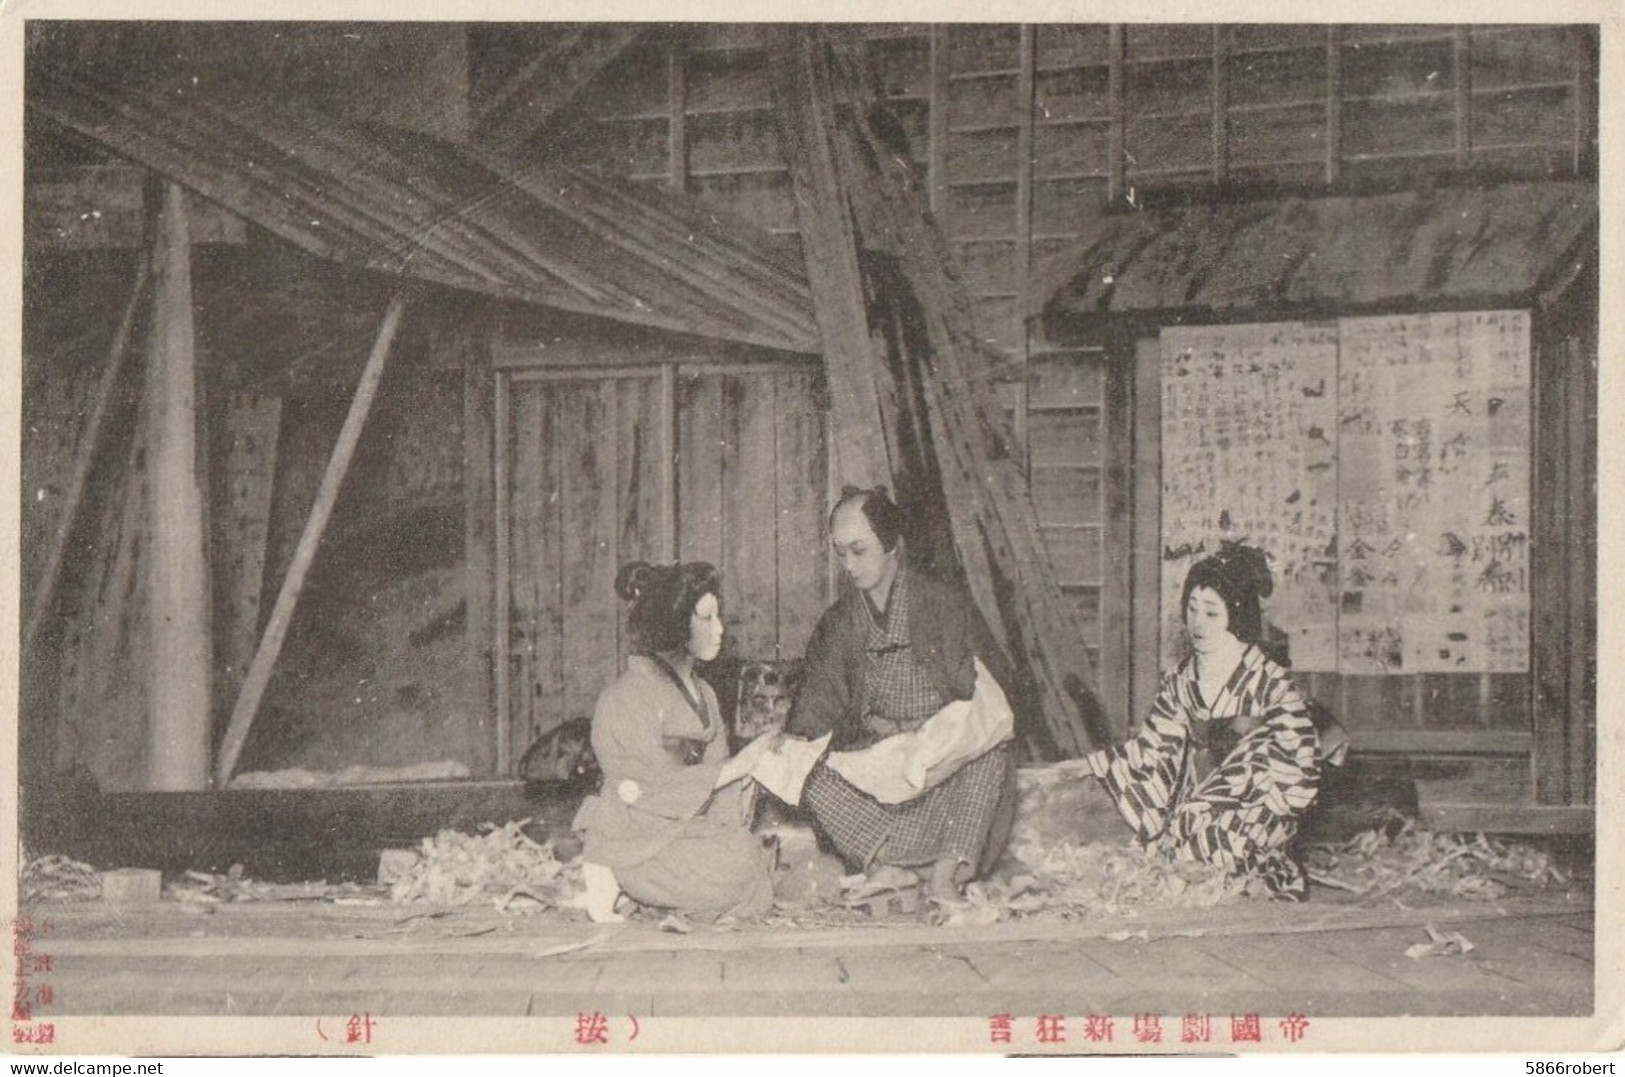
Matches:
[745,658,1015,807]
[831,657,1016,804]
[746,731,833,805]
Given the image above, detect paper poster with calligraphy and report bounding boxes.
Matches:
[1160,322,1340,671]
[1337,311,1530,675]
[1159,311,1530,676]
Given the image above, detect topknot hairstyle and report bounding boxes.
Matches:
[829,485,905,553]
[1180,542,1274,646]
[615,560,722,656]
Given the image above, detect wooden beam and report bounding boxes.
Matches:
[1416,800,1592,836]
[1354,729,1533,756]
[1013,24,1036,451]
[213,294,408,787]
[493,369,514,776]
[668,41,690,195]
[475,26,643,158]
[1107,26,1126,203]
[1530,323,1568,807]
[1453,29,1472,170]
[1572,25,1597,176]
[927,25,950,216]
[1212,25,1231,185]
[1101,345,1134,734]
[1565,329,1597,808]
[22,259,148,665]
[1325,26,1344,187]
[147,182,213,792]
[659,363,678,562]
[771,27,1109,755]
[766,29,892,490]
[1129,336,1163,727]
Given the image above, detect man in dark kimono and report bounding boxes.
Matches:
[789,487,1018,908]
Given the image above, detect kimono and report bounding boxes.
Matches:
[789,567,1017,877]
[573,655,774,920]
[1085,644,1321,897]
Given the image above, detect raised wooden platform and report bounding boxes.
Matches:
[25,894,1594,1035]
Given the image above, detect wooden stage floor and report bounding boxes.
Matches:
[28,891,1594,1022]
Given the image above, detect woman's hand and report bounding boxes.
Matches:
[713,730,782,788]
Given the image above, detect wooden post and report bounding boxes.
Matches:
[492,369,514,776]
[462,320,497,777]
[767,29,892,491]
[1107,25,1126,204]
[1014,26,1036,451]
[1325,26,1344,187]
[768,28,1109,755]
[1572,25,1597,177]
[214,294,407,786]
[668,40,690,195]
[927,25,950,215]
[1212,26,1231,185]
[22,260,148,665]
[146,182,212,791]
[1453,29,1472,170]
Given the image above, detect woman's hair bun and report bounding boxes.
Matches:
[1218,542,1274,599]
[614,560,656,602]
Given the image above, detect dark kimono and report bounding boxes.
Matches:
[789,567,1017,877]
[1085,644,1321,897]
[574,656,774,919]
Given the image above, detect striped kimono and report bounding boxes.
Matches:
[1085,645,1321,897]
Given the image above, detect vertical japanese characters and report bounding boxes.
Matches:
[1160,312,1531,676]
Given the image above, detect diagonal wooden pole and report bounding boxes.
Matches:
[767,30,892,492]
[771,27,1111,755]
[213,294,407,786]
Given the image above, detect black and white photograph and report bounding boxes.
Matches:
[3,5,1616,1059]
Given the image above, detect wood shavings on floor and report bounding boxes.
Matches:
[384,820,588,913]
[1301,818,1567,901]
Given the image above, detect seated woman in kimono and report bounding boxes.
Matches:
[574,561,777,923]
[1085,544,1322,898]
[788,487,1018,910]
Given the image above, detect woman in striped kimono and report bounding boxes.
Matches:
[1085,545,1321,898]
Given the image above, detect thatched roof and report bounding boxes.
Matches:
[1038,181,1597,334]
[29,67,820,355]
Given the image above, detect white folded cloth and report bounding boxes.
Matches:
[747,657,1016,807]
[826,657,1015,804]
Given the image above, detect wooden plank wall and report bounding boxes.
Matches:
[52,405,152,789]
[559,24,1590,362]
[502,373,663,750]
[209,391,282,722]
[676,366,832,665]
[498,360,830,763]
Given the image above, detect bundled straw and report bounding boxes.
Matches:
[21,855,102,903]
